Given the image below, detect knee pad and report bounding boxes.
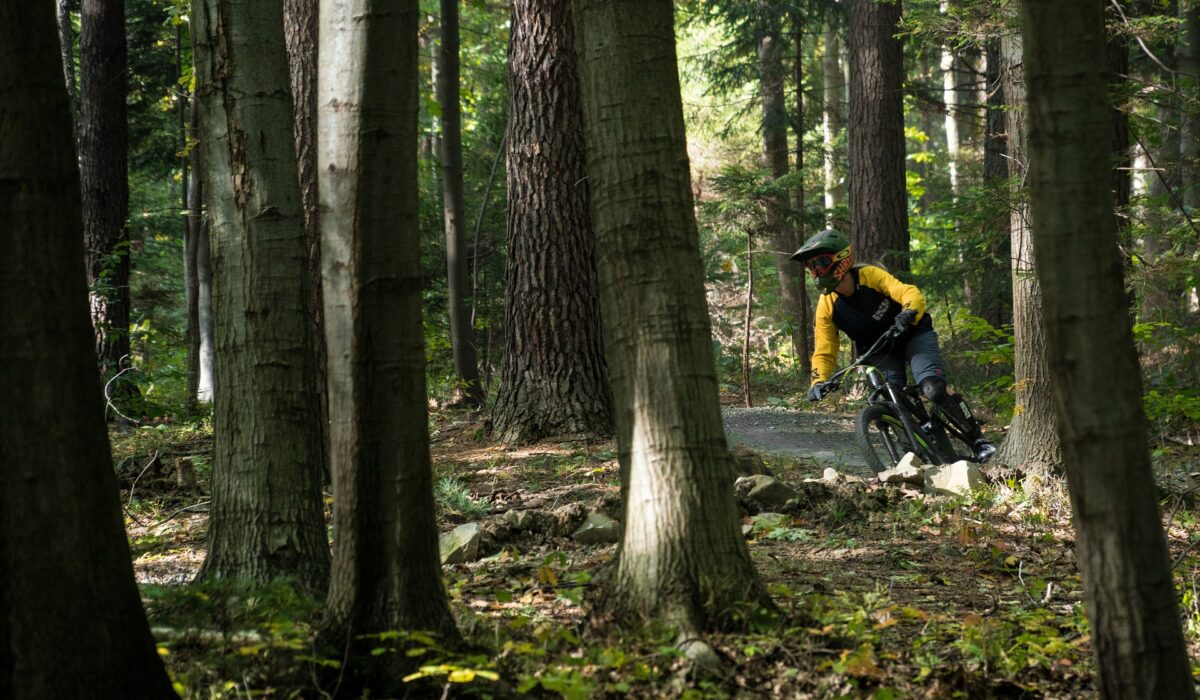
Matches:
[920,376,947,403]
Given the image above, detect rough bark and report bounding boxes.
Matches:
[847,0,909,272]
[992,22,1062,476]
[822,23,845,218]
[439,0,485,408]
[79,0,133,378]
[1022,2,1195,696]
[760,6,805,361]
[971,39,1012,328]
[573,0,775,632]
[193,0,330,592]
[317,0,461,687]
[792,14,811,376]
[283,0,331,476]
[492,0,612,442]
[0,5,176,697]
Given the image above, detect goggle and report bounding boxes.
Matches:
[805,250,849,277]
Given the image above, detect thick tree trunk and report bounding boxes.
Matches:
[283,0,330,475]
[822,23,845,220]
[79,0,133,379]
[193,0,330,592]
[439,0,485,408]
[971,39,1012,328]
[793,15,811,376]
[992,23,1061,476]
[847,0,909,272]
[573,0,774,632]
[492,0,612,442]
[0,5,176,697]
[317,0,461,687]
[1022,3,1195,696]
[760,6,805,361]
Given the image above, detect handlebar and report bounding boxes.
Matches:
[812,326,902,399]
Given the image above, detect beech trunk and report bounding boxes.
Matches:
[192,0,330,592]
[573,0,774,632]
[317,0,461,687]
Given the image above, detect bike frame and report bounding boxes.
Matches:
[822,327,973,466]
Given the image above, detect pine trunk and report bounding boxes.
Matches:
[0,5,176,696]
[939,1,961,196]
[573,0,774,632]
[79,0,133,378]
[992,22,1061,476]
[193,0,330,592]
[1022,2,1195,695]
[760,7,805,361]
[439,0,485,408]
[972,39,1012,328]
[492,0,612,442]
[317,0,460,687]
[847,0,909,272]
[793,15,811,376]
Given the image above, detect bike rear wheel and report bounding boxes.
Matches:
[855,404,930,473]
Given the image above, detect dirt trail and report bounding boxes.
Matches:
[721,406,872,476]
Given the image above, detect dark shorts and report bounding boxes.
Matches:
[865,328,945,388]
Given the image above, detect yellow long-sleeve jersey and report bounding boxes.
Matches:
[809,265,930,386]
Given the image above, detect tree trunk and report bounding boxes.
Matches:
[760,6,805,361]
[283,0,331,477]
[317,0,461,688]
[793,14,811,377]
[1107,2,1132,236]
[573,0,774,632]
[940,0,961,197]
[822,23,845,220]
[992,21,1062,476]
[192,0,330,593]
[1022,3,1195,696]
[743,232,754,408]
[492,0,612,442]
[0,5,176,697]
[56,0,80,141]
[1181,1,1200,209]
[79,0,133,380]
[847,0,909,273]
[439,0,486,409]
[971,39,1012,328]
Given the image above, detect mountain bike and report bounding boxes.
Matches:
[812,327,979,473]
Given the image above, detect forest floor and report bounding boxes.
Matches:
[113,406,1200,699]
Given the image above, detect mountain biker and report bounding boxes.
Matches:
[791,228,996,464]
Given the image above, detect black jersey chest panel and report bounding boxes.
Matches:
[830,268,931,349]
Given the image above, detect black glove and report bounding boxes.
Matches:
[893,308,918,333]
[807,382,826,402]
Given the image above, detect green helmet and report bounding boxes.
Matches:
[791,228,853,292]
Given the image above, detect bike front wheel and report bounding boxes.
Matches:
[855,404,931,474]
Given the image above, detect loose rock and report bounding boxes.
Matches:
[573,511,621,544]
[924,460,984,496]
[440,522,481,564]
[746,476,799,508]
